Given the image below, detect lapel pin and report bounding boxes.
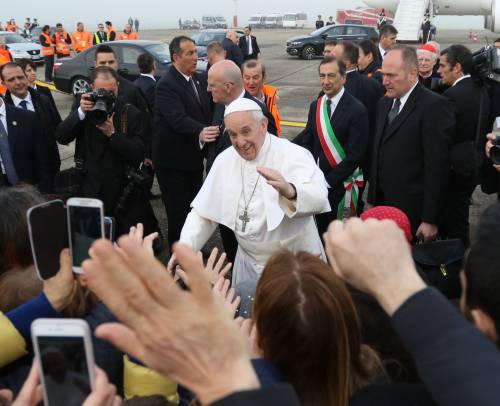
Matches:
[12,121,17,126]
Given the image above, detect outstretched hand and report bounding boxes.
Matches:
[257,167,296,199]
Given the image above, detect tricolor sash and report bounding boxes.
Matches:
[315,95,364,219]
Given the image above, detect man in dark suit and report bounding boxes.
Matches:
[222,31,243,68]
[296,57,368,236]
[134,52,156,113]
[153,36,213,248]
[377,24,398,60]
[0,96,52,193]
[205,59,278,262]
[315,15,325,29]
[437,45,490,247]
[1,62,61,188]
[56,67,148,235]
[238,26,260,61]
[368,45,455,240]
[332,41,384,180]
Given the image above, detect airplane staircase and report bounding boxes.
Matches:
[393,0,430,42]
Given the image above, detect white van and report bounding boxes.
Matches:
[264,14,283,28]
[248,14,265,28]
[202,15,227,29]
[283,13,308,29]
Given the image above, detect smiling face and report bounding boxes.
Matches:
[225,110,268,161]
[242,64,264,98]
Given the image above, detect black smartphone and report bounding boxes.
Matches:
[27,200,69,280]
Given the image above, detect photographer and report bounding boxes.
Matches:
[56,66,148,236]
[483,132,500,196]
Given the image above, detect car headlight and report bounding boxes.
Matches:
[289,42,302,46]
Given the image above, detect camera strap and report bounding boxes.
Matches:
[120,103,131,136]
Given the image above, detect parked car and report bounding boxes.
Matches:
[286,24,378,60]
[191,29,244,58]
[0,31,43,63]
[53,40,208,95]
[181,19,201,30]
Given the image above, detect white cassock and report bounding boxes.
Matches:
[180,133,331,284]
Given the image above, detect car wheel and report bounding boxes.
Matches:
[71,76,91,96]
[301,45,316,60]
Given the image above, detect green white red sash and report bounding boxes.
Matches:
[315,94,365,219]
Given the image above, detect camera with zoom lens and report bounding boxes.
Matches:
[490,134,500,165]
[115,167,151,215]
[86,89,116,125]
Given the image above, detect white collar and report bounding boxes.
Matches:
[379,44,386,58]
[0,99,5,116]
[140,73,156,82]
[453,74,471,87]
[11,91,32,108]
[346,68,357,74]
[175,66,191,82]
[328,86,345,106]
[397,81,418,109]
[238,89,246,99]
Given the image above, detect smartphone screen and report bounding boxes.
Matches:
[28,200,69,280]
[68,205,103,268]
[104,216,115,241]
[38,336,92,405]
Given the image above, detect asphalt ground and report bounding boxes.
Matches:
[49,28,498,249]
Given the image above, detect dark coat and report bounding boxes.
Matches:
[368,83,455,233]
[1,104,52,193]
[222,37,244,67]
[238,35,260,60]
[56,99,145,216]
[359,59,383,83]
[5,87,61,175]
[212,385,301,406]
[133,74,156,113]
[152,65,212,172]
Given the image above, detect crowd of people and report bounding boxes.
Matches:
[1,19,500,405]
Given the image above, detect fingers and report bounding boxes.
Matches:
[214,252,227,274]
[206,247,218,274]
[59,248,72,275]
[14,361,41,404]
[240,318,253,338]
[219,262,232,279]
[143,232,158,255]
[95,324,147,365]
[0,389,13,404]
[82,367,120,406]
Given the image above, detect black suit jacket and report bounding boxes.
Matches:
[35,84,60,119]
[5,88,61,174]
[205,91,278,172]
[134,74,156,113]
[2,104,52,193]
[56,100,145,214]
[368,83,454,232]
[152,65,212,172]
[222,37,244,67]
[295,91,369,194]
[238,35,260,60]
[212,384,301,406]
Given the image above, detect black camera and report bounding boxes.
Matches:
[472,46,500,83]
[115,166,152,215]
[86,89,116,125]
[490,134,500,165]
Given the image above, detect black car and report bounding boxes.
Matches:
[53,40,208,95]
[286,24,378,60]
[191,29,244,59]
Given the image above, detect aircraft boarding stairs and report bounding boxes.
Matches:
[393,0,431,42]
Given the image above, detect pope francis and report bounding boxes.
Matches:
[179,98,331,284]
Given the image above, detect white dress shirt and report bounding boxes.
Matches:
[247,36,253,55]
[326,86,345,118]
[392,81,419,114]
[379,44,387,59]
[0,101,8,174]
[140,73,156,82]
[11,92,35,112]
[452,74,471,87]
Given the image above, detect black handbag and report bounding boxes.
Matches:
[412,239,465,299]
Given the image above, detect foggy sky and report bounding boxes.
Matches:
[3,0,484,30]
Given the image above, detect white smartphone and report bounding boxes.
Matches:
[31,318,96,406]
[67,197,104,273]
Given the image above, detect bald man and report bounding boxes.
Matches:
[206,59,278,263]
[222,31,243,68]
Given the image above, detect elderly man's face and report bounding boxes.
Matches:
[225,111,268,161]
[417,51,435,75]
[382,50,417,98]
[207,68,233,104]
[243,65,264,98]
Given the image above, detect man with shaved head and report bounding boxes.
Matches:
[206,59,278,262]
[222,31,243,68]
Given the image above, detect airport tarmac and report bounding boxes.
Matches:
[50,28,497,245]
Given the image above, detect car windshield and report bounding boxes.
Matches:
[2,34,29,44]
[309,25,331,36]
[283,15,297,21]
[191,32,223,46]
[146,43,171,64]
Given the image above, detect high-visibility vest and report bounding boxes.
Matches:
[262,84,281,136]
[54,31,70,55]
[107,27,116,41]
[72,31,92,52]
[40,33,55,56]
[94,32,105,44]
[6,24,15,32]
[118,32,138,40]
[0,49,12,94]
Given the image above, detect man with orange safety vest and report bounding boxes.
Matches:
[71,23,92,53]
[52,23,72,59]
[242,59,281,135]
[105,21,116,41]
[6,20,18,33]
[118,24,138,40]
[0,36,13,94]
[39,25,55,82]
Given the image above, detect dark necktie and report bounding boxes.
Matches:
[19,100,28,110]
[189,77,201,104]
[326,99,332,119]
[387,98,401,124]
[0,117,19,185]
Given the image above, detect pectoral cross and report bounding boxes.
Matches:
[239,210,250,232]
